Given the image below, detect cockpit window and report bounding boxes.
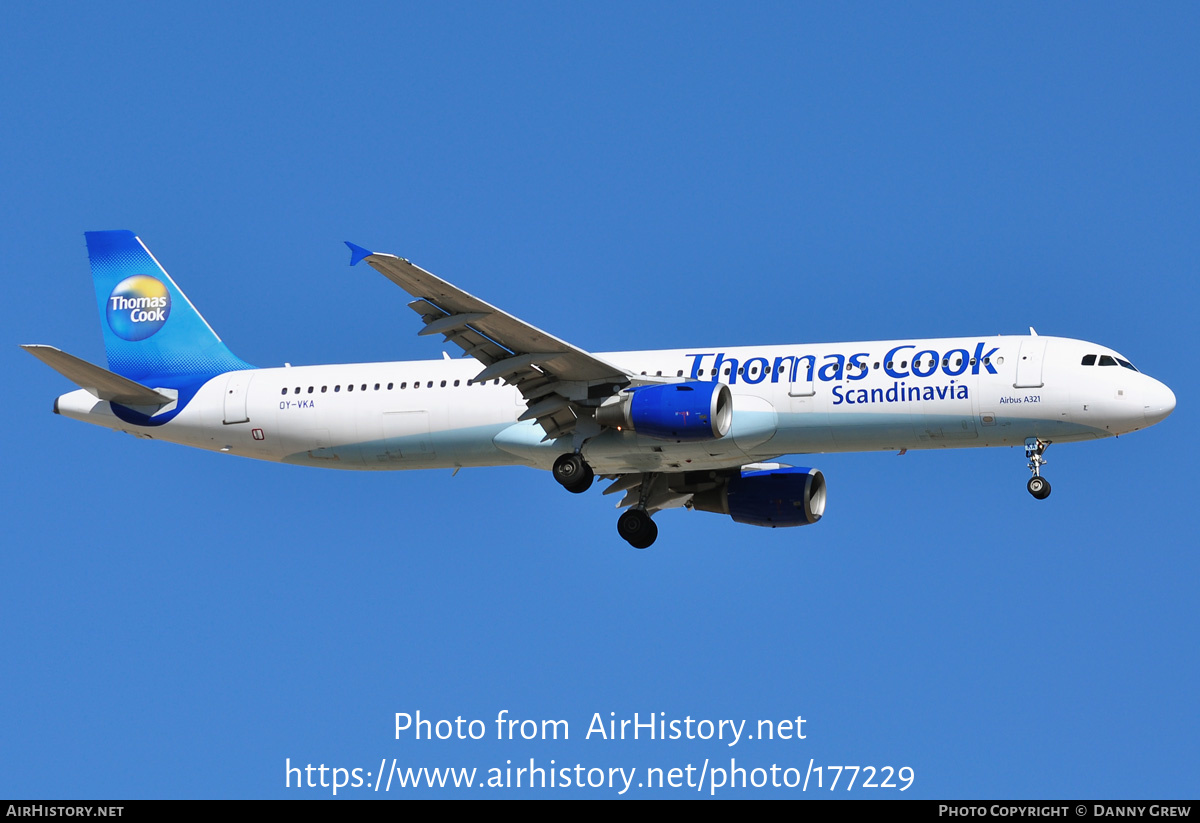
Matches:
[1083,353,1138,371]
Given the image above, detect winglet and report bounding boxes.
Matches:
[345,241,373,266]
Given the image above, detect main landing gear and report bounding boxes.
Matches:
[617,508,658,549]
[1025,437,1052,500]
[552,452,594,494]
[552,454,659,548]
[616,471,659,549]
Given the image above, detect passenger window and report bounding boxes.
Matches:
[334,385,341,392]
[361,384,366,391]
[677,370,683,377]
[321,386,327,393]
[440,380,446,387]
[454,380,460,387]
[295,387,301,394]
[388,383,394,390]
[374,383,380,390]
[347,384,353,391]
[428,381,434,388]
[307,387,313,394]
[281,388,287,395]
[1081,354,1096,366]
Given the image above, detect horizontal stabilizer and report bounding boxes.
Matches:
[22,345,173,406]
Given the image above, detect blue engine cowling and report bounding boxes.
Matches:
[691,467,826,527]
[596,381,732,441]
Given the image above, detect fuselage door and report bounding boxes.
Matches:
[788,375,815,398]
[222,370,253,424]
[1014,337,1048,389]
[383,410,435,459]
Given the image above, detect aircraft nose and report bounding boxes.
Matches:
[1143,379,1176,425]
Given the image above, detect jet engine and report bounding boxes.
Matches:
[690,466,826,527]
[595,382,732,441]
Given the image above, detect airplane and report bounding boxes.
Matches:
[24,230,1176,549]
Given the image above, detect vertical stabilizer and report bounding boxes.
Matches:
[85,230,252,383]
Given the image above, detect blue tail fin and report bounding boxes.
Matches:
[86,231,252,384]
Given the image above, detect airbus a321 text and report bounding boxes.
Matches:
[25,231,1176,548]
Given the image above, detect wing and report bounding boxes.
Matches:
[603,472,694,515]
[348,243,631,441]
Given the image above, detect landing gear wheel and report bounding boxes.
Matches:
[1027,476,1051,500]
[552,453,593,494]
[617,509,658,549]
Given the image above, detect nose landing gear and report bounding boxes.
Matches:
[1025,437,1051,499]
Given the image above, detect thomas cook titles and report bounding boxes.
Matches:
[684,341,1000,386]
[831,380,969,406]
[683,341,995,406]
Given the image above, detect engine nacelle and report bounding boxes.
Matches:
[596,381,732,441]
[691,466,826,527]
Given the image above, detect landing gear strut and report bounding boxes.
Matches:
[1025,437,1051,500]
[552,452,594,494]
[617,508,658,549]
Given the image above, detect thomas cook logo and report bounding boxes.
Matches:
[107,275,171,341]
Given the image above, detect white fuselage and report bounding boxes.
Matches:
[54,334,1175,474]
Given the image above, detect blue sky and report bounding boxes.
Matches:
[3,3,1196,798]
